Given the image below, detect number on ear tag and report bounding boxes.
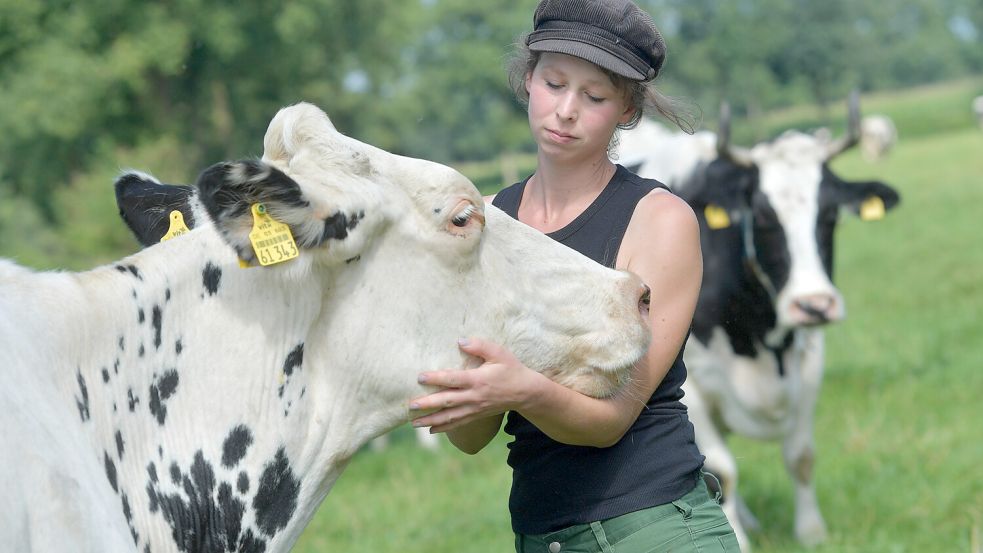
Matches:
[860,196,885,221]
[248,203,299,266]
[704,204,731,230]
[160,210,191,242]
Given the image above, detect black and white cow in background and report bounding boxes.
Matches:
[617,93,900,550]
[0,103,652,553]
[974,95,983,130]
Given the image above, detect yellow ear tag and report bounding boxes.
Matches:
[160,210,191,242]
[248,203,299,266]
[860,196,885,221]
[704,204,732,230]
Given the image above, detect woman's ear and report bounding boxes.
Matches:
[619,104,637,126]
[524,71,532,95]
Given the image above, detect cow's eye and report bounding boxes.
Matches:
[451,204,476,227]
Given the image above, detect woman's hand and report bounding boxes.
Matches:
[410,337,546,434]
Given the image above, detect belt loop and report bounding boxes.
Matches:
[672,498,694,520]
[589,521,616,553]
[703,470,724,504]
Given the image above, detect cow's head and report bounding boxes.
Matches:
[704,94,900,336]
[116,103,651,406]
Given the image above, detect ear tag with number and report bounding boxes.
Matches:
[248,203,299,266]
[704,204,732,230]
[860,196,885,221]
[160,210,191,242]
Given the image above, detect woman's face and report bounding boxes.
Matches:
[525,52,634,162]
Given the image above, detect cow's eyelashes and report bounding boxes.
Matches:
[451,205,476,227]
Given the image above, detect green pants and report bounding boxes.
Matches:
[515,475,739,553]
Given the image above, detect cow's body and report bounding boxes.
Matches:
[616,109,899,550]
[859,114,897,161]
[974,95,983,130]
[0,103,650,553]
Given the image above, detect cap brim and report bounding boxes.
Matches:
[529,38,646,81]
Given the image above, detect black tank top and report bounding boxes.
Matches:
[493,164,705,534]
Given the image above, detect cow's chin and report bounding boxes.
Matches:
[545,365,632,399]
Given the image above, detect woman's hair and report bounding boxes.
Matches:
[506,35,696,136]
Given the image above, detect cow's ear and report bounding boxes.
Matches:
[837,181,901,221]
[195,160,370,266]
[115,171,197,247]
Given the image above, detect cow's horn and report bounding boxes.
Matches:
[716,101,754,167]
[824,89,861,160]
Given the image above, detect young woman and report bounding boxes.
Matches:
[410,0,740,551]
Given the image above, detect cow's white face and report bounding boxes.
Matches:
[234,103,651,406]
[750,131,845,330]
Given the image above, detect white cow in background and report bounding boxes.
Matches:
[0,102,652,553]
[974,95,983,130]
[860,114,898,161]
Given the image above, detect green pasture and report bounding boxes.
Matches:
[295,95,983,551]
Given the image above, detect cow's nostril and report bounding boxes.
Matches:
[793,295,838,323]
[639,285,651,309]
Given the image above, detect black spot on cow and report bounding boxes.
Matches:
[320,210,363,243]
[115,264,143,280]
[121,492,140,546]
[222,425,254,468]
[128,388,140,412]
[219,482,246,550]
[102,367,110,383]
[114,358,120,375]
[138,308,145,324]
[237,472,249,494]
[238,529,267,553]
[148,450,255,553]
[119,336,125,351]
[283,344,304,377]
[253,448,300,537]
[104,451,119,493]
[139,343,145,357]
[148,462,159,483]
[116,429,125,460]
[345,255,361,264]
[149,370,180,425]
[75,369,90,422]
[203,262,222,296]
[152,305,163,349]
[175,339,183,355]
[165,288,171,302]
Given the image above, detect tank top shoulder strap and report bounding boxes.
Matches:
[491,177,529,218]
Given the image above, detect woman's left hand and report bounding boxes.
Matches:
[409,337,546,433]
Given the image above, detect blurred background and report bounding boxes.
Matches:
[1,1,981,552]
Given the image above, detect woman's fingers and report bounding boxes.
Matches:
[418,406,481,434]
[417,368,471,388]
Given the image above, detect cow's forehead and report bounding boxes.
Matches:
[266,112,480,208]
[751,131,826,166]
[750,131,826,207]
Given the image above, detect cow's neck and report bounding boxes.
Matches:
[31,233,397,552]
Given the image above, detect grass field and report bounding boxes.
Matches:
[294,90,983,552]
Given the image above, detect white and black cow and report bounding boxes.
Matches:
[616,94,900,550]
[0,102,652,553]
